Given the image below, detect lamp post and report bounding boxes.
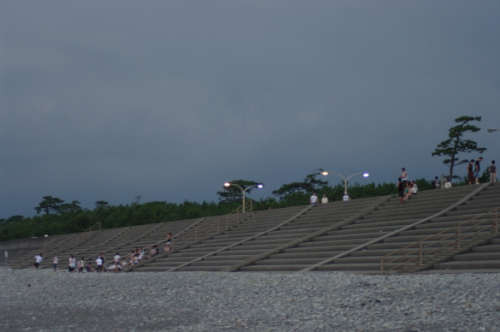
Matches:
[320,170,370,201]
[223,182,264,213]
[42,234,48,257]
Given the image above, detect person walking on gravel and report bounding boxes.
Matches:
[33,253,43,269]
[96,255,104,272]
[52,256,58,271]
[68,255,76,272]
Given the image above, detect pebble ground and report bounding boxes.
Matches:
[0,268,499,331]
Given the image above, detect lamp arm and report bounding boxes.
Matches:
[346,172,364,181]
[327,170,347,181]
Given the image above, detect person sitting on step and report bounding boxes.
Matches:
[77,257,85,272]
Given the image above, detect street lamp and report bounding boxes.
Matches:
[43,234,48,256]
[487,129,499,133]
[223,182,264,213]
[321,170,370,201]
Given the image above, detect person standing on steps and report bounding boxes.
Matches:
[489,160,496,184]
[467,160,475,184]
[310,193,318,206]
[474,157,483,184]
[433,176,440,189]
[400,168,408,182]
[397,178,406,203]
[321,194,328,204]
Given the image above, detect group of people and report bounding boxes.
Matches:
[466,158,496,185]
[309,193,329,205]
[304,161,497,207]
[65,254,104,272]
[33,232,175,272]
[397,168,419,203]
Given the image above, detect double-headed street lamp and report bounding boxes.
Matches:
[223,182,264,213]
[320,170,370,201]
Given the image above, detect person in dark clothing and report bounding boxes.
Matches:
[474,157,483,184]
[397,178,406,203]
[489,160,497,184]
[433,176,440,189]
[467,160,475,184]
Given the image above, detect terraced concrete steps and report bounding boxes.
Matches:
[433,236,500,271]
[135,205,305,271]
[173,197,387,272]
[322,184,498,273]
[9,218,201,270]
[240,185,480,272]
[10,182,499,274]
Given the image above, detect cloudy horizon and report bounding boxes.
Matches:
[1,0,499,218]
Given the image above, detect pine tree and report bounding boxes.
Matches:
[432,116,486,180]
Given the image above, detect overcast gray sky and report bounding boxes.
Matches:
[1,0,500,218]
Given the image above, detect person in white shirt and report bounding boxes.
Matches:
[52,256,58,271]
[68,255,76,272]
[411,181,418,194]
[112,253,121,272]
[34,254,43,269]
[96,256,104,272]
[400,168,408,182]
[310,193,318,205]
[77,257,85,272]
[343,194,350,202]
[321,195,328,204]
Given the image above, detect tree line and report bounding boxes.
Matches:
[0,178,435,241]
[0,115,490,241]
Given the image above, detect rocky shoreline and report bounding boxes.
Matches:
[0,268,499,331]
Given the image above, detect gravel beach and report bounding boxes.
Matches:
[0,268,499,332]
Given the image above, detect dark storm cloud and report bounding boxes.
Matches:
[1,0,500,217]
